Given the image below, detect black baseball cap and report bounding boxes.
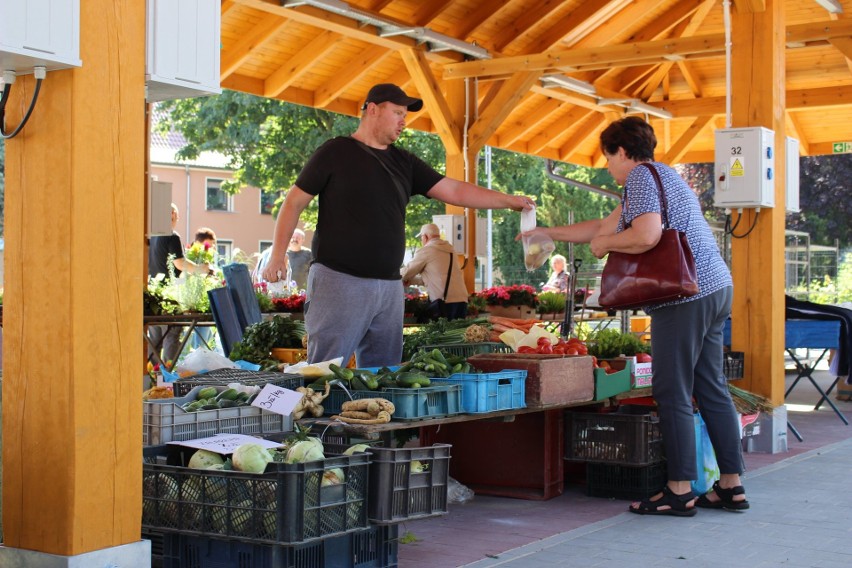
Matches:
[361,83,423,112]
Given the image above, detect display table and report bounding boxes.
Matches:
[724,318,848,442]
[143,313,218,370]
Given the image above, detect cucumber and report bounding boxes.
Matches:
[197,386,218,400]
[396,372,431,388]
[329,364,354,381]
[215,388,240,402]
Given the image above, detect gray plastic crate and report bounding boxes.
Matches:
[143,386,292,446]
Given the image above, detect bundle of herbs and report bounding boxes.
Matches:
[585,328,650,359]
[728,384,775,415]
[228,315,306,369]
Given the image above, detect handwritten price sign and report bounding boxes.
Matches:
[251,383,303,416]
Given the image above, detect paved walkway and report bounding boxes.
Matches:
[399,368,852,568]
[462,436,852,567]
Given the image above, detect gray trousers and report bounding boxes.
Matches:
[650,286,744,481]
[304,263,404,367]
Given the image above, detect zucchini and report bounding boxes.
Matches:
[329,364,354,381]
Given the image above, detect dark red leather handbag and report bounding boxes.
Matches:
[598,163,699,310]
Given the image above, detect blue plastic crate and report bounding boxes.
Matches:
[431,370,526,413]
[381,385,463,420]
[161,524,398,568]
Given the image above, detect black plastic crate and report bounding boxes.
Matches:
[328,443,452,524]
[586,461,667,500]
[142,444,369,545]
[173,369,303,397]
[417,342,513,358]
[724,351,744,380]
[161,524,398,568]
[564,409,664,466]
[142,529,164,568]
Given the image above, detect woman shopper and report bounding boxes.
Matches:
[541,254,568,293]
[521,116,747,516]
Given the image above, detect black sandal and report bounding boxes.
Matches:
[696,481,749,511]
[629,485,697,517]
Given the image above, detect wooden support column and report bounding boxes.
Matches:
[1,0,146,557]
[443,79,479,291]
[729,0,786,405]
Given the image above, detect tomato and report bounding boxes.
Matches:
[517,346,538,354]
[565,348,578,356]
[575,344,588,355]
[537,337,552,347]
[636,352,653,363]
[590,356,598,368]
[551,345,567,354]
[567,337,583,345]
[538,344,554,354]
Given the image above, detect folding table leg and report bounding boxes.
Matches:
[787,420,803,442]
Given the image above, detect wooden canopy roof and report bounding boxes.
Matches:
[222,0,852,165]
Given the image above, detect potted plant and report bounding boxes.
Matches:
[467,293,488,317]
[477,284,539,319]
[404,293,431,323]
[271,292,307,319]
[537,291,566,320]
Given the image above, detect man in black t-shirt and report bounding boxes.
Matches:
[262,83,535,367]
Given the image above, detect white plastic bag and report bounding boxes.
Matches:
[447,476,475,505]
[174,347,239,375]
[520,207,555,271]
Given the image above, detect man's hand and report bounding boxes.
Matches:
[262,252,289,282]
[509,194,536,211]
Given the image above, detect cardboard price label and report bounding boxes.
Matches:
[251,383,303,416]
[169,433,283,453]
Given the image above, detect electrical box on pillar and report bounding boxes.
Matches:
[146,0,221,102]
[432,214,466,254]
[713,127,775,209]
[0,0,82,73]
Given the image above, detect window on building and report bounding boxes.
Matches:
[216,240,233,265]
[260,190,280,215]
[206,178,232,211]
[259,240,273,253]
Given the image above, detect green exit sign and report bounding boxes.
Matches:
[832,142,852,154]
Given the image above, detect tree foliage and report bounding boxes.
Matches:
[788,154,852,248]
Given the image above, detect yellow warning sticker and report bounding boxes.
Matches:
[730,157,744,177]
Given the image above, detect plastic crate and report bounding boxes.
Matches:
[417,342,512,358]
[161,524,398,568]
[431,370,526,413]
[593,359,632,400]
[143,386,292,446]
[564,409,664,466]
[323,388,381,416]
[173,369,304,397]
[585,461,667,500]
[142,444,369,545]
[724,351,744,379]
[142,529,164,568]
[380,385,463,420]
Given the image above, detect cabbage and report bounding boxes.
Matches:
[232,443,273,473]
[322,467,345,486]
[188,449,225,470]
[342,443,371,456]
[286,439,325,464]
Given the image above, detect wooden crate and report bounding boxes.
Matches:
[467,353,594,406]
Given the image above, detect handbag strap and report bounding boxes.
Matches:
[441,252,453,301]
[622,162,671,230]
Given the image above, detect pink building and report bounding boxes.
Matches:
[149,109,279,265]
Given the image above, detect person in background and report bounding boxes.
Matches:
[541,254,568,293]
[401,223,469,321]
[287,228,312,290]
[147,204,213,367]
[521,116,745,516]
[262,83,534,367]
[190,226,219,349]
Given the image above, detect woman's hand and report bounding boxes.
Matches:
[589,235,609,259]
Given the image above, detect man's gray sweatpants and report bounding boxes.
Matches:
[304,263,404,368]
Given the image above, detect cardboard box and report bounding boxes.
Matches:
[467,353,594,406]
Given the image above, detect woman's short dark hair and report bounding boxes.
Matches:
[600,116,657,161]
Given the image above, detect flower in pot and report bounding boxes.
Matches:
[537,291,566,318]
